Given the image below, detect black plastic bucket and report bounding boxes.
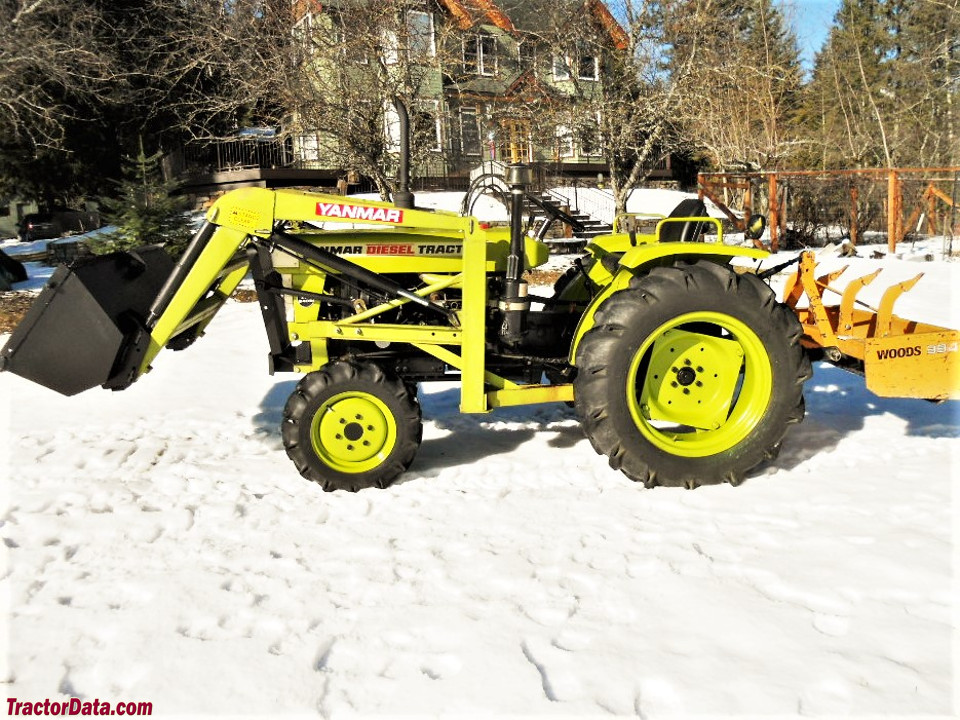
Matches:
[0,246,174,396]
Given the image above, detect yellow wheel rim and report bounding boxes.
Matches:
[310,392,397,474]
[626,312,773,457]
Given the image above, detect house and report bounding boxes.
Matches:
[441,0,630,172]
[171,0,674,196]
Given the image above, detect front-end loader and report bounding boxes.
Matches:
[2,165,957,491]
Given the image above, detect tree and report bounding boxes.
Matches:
[677,0,804,170]
[93,142,193,258]
[801,0,959,169]
[0,0,291,207]
[530,0,718,215]
[276,0,460,199]
[0,1,117,146]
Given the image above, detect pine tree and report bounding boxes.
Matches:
[895,0,959,166]
[94,141,194,258]
[801,0,958,169]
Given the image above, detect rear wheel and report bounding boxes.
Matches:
[574,261,810,488]
[282,361,422,491]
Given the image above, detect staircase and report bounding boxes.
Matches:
[523,190,613,252]
[466,164,615,251]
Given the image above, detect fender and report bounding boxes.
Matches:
[568,242,770,364]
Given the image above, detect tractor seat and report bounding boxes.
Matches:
[659,199,709,243]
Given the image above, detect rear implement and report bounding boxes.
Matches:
[783,251,959,401]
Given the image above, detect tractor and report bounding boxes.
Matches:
[3,159,958,491]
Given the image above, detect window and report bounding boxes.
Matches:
[292,12,313,45]
[384,11,435,63]
[553,52,599,81]
[478,35,496,76]
[382,29,399,64]
[577,119,601,156]
[518,40,535,70]
[327,16,369,63]
[413,100,442,152]
[296,133,322,164]
[384,103,401,152]
[556,125,574,158]
[464,34,497,76]
[406,10,435,57]
[499,119,532,163]
[577,54,598,81]
[460,107,481,156]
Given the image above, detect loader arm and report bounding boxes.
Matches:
[138,223,251,375]
[134,187,479,382]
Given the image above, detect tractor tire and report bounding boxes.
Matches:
[282,360,422,492]
[574,261,811,489]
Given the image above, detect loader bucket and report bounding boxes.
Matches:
[0,246,174,396]
[783,251,960,401]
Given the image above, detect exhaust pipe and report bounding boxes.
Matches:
[393,98,415,210]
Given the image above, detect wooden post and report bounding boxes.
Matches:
[743,178,752,233]
[927,186,938,235]
[781,181,789,241]
[887,170,901,252]
[768,173,779,252]
[850,184,859,246]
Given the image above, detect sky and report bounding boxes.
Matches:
[775,0,842,69]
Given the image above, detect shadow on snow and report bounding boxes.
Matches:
[252,366,958,483]
[252,381,584,481]
[775,362,959,472]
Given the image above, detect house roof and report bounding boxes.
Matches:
[298,0,628,50]
[585,0,629,50]
[493,0,627,48]
[437,0,515,31]
[441,0,626,49]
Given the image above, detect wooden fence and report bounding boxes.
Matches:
[698,167,960,253]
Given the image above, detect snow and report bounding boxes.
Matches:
[625,187,727,220]
[1,225,959,716]
[350,191,510,221]
[0,238,48,256]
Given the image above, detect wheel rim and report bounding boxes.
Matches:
[310,392,398,473]
[626,311,773,457]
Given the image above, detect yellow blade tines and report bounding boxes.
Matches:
[784,251,959,400]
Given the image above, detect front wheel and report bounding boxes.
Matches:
[282,361,422,492]
[574,261,811,488]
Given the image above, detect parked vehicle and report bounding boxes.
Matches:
[17,210,100,242]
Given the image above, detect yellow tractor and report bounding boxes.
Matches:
[2,165,957,491]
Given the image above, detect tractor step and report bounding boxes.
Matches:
[0,246,174,396]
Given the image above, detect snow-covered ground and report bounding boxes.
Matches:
[1,206,958,717]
